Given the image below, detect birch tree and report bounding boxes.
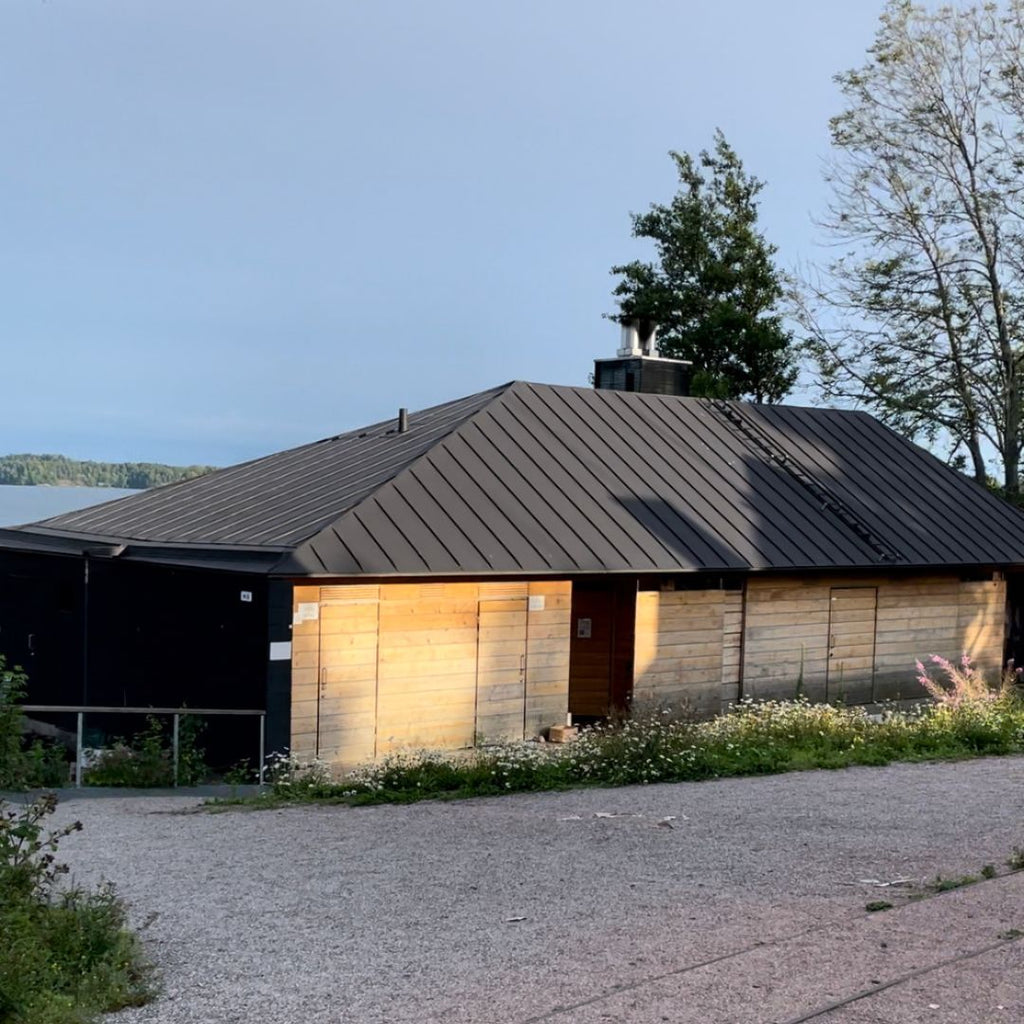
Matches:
[799,0,1024,498]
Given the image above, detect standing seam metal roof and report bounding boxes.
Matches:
[13,380,1024,575]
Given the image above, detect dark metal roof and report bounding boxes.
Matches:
[19,384,506,548]
[9,381,1024,575]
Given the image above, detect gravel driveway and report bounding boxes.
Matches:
[36,757,1024,1023]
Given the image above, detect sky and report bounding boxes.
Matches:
[0,1,886,467]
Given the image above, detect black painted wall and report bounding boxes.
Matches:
[0,551,283,767]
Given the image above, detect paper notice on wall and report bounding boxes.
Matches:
[293,602,319,625]
[528,595,546,611]
[269,641,292,661]
[577,617,592,639]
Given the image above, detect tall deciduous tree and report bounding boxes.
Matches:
[610,132,796,403]
[798,0,1024,498]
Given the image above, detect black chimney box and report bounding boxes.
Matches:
[594,319,691,397]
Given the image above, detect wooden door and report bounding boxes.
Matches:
[826,587,877,703]
[568,584,634,717]
[316,587,379,764]
[476,583,529,742]
[569,587,614,717]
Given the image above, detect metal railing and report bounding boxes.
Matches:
[20,705,267,788]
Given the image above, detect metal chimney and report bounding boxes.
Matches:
[617,317,659,358]
[595,319,691,397]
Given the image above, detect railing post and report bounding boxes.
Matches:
[258,714,266,787]
[76,712,83,789]
[172,713,180,788]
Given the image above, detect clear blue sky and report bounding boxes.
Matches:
[0,1,883,466]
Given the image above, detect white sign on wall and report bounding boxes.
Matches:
[269,641,292,661]
[293,602,319,624]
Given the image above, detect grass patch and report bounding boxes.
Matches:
[928,873,979,893]
[0,793,153,1023]
[225,689,1024,810]
[865,900,893,912]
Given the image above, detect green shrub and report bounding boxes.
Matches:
[0,656,71,791]
[86,715,207,788]
[0,655,30,789]
[0,793,152,1022]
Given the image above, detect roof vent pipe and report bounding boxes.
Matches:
[398,408,409,433]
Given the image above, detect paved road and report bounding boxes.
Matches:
[37,757,1024,1023]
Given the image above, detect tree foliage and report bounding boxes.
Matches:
[610,132,797,402]
[798,0,1024,497]
[0,453,213,489]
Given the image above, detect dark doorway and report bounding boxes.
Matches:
[1006,573,1024,669]
[568,581,636,718]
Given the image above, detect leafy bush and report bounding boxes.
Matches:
[0,655,31,789]
[86,714,207,788]
[0,793,152,1022]
[0,656,70,791]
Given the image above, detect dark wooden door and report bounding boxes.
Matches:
[568,583,635,717]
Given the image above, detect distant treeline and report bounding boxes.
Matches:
[0,454,215,489]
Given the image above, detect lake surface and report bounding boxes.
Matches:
[0,485,140,527]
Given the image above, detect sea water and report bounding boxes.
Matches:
[0,485,140,528]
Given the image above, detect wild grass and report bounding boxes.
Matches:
[233,663,1024,809]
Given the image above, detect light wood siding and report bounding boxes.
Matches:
[633,589,739,717]
[743,580,831,700]
[317,587,380,764]
[959,580,1005,677]
[289,580,572,768]
[376,583,479,755]
[873,579,959,699]
[743,575,1007,702]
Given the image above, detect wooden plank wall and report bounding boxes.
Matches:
[289,580,572,767]
[317,585,380,764]
[376,583,480,755]
[743,580,831,701]
[873,579,958,699]
[959,580,1005,676]
[632,589,742,717]
[744,575,1007,702]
